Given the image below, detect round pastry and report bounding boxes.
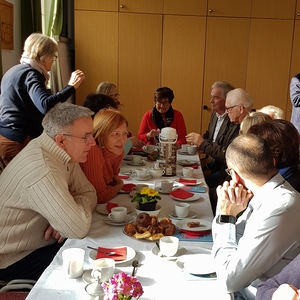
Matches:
[147,224,162,235]
[124,223,137,236]
[150,215,158,226]
[136,212,151,227]
[163,223,176,236]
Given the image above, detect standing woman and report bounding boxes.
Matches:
[0,33,85,166]
[138,86,187,146]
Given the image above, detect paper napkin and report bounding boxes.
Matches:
[174,231,213,242]
[181,164,198,169]
[118,175,130,179]
[107,202,118,213]
[178,178,197,184]
[169,188,194,199]
[96,247,127,261]
[121,183,136,192]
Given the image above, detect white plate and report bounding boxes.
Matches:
[177,150,195,155]
[135,175,152,181]
[89,246,136,265]
[168,210,197,220]
[82,270,96,284]
[169,192,201,202]
[176,218,212,231]
[175,178,202,186]
[123,155,134,161]
[156,187,176,194]
[96,204,132,215]
[103,215,135,226]
[127,161,146,166]
[151,245,187,260]
[176,254,216,276]
[177,160,198,166]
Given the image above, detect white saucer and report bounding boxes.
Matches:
[151,245,187,260]
[135,175,152,181]
[176,218,212,231]
[168,210,197,220]
[127,161,146,166]
[96,204,132,215]
[82,269,96,284]
[177,150,194,155]
[169,192,201,202]
[177,160,198,166]
[103,215,135,226]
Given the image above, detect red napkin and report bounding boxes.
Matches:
[121,183,136,192]
[131,147,143,152]
[169,188,194,199]
[107,202,118,213]
[118,175,130,179]
[181,164,198,169]
[96,247,127,261]
[178,178,197,184]
[180,229,211,237]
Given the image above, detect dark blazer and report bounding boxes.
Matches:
[290,73,300,138]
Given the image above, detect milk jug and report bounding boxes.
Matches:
[158,127,177,176]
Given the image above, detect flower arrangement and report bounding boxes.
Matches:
[101,272,144,300]
[131,187,161,205]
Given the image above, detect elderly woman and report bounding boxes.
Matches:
[80,109,128,203]
[239,111,272,135]
[138,86,187,146]
[0,33,85,166]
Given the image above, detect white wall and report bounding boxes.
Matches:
[1,0,21,74]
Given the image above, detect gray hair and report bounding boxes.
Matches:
[211,81,235,99]
[257,105,285,119]
[42,102,94,139]
[22,33,58,62]
[226,88,253,112]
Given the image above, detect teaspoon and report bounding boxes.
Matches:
[87,246,116,256]
[131,260,139,276]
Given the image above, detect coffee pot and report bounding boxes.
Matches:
[158,127,177,176]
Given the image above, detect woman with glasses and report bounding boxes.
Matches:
[80,108,128,203]
[0,33,85,166]
[137,86,187,146]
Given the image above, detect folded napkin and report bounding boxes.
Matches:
[96,247,127,261]
[121,183,136,192]
[169,188,194,199]
[179,229,211,236]
[118,175,130,179]
[181,164,198,169]
[107,202,118,213]
[174,231,213,242]
[178,178,197,184]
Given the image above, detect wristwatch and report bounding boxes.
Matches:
[216,215,236,224]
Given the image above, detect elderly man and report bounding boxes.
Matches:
[212,134,300,300]
[186,81,238,186]
[0,102,97,281]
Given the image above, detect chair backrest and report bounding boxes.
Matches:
[0,157,4,175]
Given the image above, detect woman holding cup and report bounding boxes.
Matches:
[80,109,128,203]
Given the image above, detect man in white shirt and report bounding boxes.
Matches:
[212,134,300,300]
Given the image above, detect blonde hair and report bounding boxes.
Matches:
[22,33,58,62]
[93,109,128,147]
[239,111,272,135]
[96,82,116,95]
[258,105,285,119]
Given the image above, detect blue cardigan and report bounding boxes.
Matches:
[0,63,75,142]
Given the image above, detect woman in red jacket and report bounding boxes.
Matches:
[137,87,187,147]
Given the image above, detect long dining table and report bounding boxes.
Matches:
[26,152,233,300]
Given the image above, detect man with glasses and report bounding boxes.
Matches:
[0,102,97,282]
[212,134,300,300]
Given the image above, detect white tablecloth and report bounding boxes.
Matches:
[26,153,232,300]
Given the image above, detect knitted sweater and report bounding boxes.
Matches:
[0,63,75,143]
[137,110,187,145]
[80,146,123,203]
[0,131,97,268]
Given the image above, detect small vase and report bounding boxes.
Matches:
[138,201,157,211]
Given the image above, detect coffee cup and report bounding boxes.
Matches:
[182,167,194,178]
[133,168,149,180]
[91,258,115,282]
[143,145,156,153]
[181,144,189,152]
[149,168,165,179]
[132,183,148,192]
[187,145,197,155]
[159,236,179,257]
[175,203,190,218]
[108,206,127,222]
[62,248,85,278]
[160,180,174,193]
[132,155,143,165]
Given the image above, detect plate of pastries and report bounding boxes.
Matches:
[123,212,176,241]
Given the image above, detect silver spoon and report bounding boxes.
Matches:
[131,260,139,276]
[87,246,116,256]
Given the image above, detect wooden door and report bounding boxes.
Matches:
[119,0,163,13]
[246,19,294,115]
[163,0,207,16]
[74,10,118,104]
[161,15,206,134]
[202,17,250,133]
[74,0,118,11]
[207,0,252,17]
[118,13,162,136]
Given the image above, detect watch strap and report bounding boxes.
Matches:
[216,215,236,224]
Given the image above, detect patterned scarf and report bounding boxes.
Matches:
[151,106,174,130]
[20,56,50,87]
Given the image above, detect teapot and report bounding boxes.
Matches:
[149,168,165,179]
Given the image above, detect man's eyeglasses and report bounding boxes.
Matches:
[155,100,170,107]
[225,104,240,113]
[63,133,93,143]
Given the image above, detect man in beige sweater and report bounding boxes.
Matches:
[0,102,97,281]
